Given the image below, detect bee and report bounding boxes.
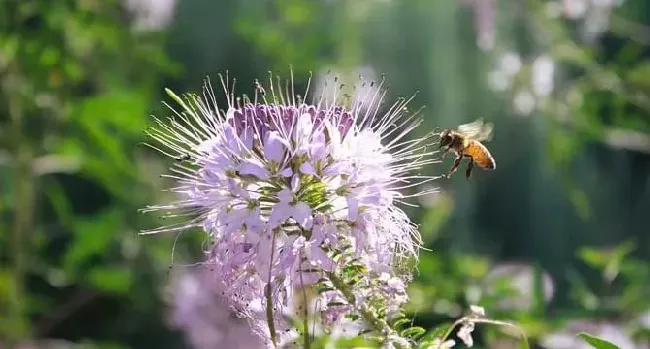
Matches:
[438,118,496,179]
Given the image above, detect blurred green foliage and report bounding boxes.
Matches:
[0,0,180,347]
[1,0,649,348]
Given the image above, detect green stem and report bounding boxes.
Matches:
[326,272,400,346]
[7,69,34,345]
[299,255,310,349]
[439,318,465,344]
[265,230,278,347]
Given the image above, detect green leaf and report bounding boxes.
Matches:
[400,326,426,339]
[88,267,133,294]
[392,318,412,329]
[63,209,122,272]
[626,62,650,89]
[418,322,454,342]
[577,332,622,349]
[77,91,149,134]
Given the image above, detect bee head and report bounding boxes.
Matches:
[438,129,453,148]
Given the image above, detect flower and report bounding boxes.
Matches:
[482,261,555,312]
[455,305,486,348]
[531,55,555,97]
[457,321,476,348]
[166,268,264,349]
[143,71,440,344]
[124,0,177,32]
[458,0,496,51]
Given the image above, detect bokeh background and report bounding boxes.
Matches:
[1,0,649,348]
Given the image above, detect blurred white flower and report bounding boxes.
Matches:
[458,0,496,51]
[487,70,510,92]
[484,262,555,312]
[532,56,555,97]
[465,284,482,305]
[500,52,522,77]
[563,0,589,19]
[124,0,177,32]
[513,91,536,116]
[583,5,616,43]
[639,309,650,329]
[561,0,625,42]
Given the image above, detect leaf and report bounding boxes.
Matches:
[329,336,374,348]
[400,326,426,339]
[568,188,590,221]
[518,335,532,349]
[418,322,454,342]
[63,209,122,272]
[577,332,622,349]
[76,91,149,134]
[392,318,412,329]
[88,266,133,294]
[577,241,636,283]
[626,62,650,89]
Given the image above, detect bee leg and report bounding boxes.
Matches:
[441,145,453,158]
[465,160,474,180]
[445,144,453,153]
[447,153,462,178]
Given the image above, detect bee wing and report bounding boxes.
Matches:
[457,118,494,142]
[474,121,494,142]
[456,118,487,138]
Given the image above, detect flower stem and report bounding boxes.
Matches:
[472,318,530,348]
[265,284,277,346]
[325,272,399,345]
[265,230,278,347]
[299,254,310,349]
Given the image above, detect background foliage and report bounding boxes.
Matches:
[1,0,649,348]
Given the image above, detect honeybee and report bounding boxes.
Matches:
[438,118,496,179]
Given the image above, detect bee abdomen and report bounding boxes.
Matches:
[465,140,496,170]
[483,157,496,170]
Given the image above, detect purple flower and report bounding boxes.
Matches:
[166,268,265,349]
[144,71,440,344]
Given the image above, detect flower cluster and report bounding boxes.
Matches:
[143,72,439,346]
